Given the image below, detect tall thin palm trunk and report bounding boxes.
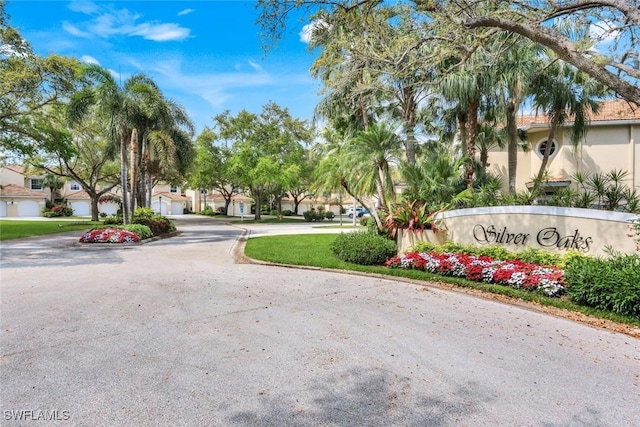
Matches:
[129,128,138,216]
[120,132,130,224]
[507,99,519,193]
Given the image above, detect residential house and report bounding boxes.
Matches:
[486,99,640,195]
[0,165,47,217]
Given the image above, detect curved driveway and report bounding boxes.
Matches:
[1,216,639,426]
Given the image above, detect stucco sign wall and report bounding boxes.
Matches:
[399,206,638,257]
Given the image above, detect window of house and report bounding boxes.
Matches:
[70,182,81,191]
[535,139,558,159]
[170,186,178,193]
[30,179,43,190]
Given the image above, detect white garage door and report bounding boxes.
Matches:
[71,201,91,216]
[151,200,169,215]
[171,202,183,215]
[0,201,6,218]
[18,200,41,217]
[99,202,118,216]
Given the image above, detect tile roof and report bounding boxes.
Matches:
[0,184,47,198]
[517,99,640,128]
[65,190,91,200]
[3,165,25,175]
[153,192,189,201]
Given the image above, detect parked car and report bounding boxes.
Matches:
[346,207,368,218]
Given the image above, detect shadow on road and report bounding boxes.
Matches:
[228,367,493,426]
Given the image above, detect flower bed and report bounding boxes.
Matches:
[386,251,565,297]
[79,228,140,244]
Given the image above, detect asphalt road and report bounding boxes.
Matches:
[1,216,639,426]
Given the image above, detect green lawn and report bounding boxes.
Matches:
[244,233,640,328]
[0,219,100,240]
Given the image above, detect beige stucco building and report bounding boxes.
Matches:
[486,99,640,194]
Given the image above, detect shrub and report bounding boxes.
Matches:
[142,217,175,236]
[359,216,369,226]
[324,211,335,220]
[43,204,73,217]
[303,209,324,222]
[99,212,107,218]
[515,247,565,268]
[385,200,433,238]
[282,209,293,216]
[132,210,175,236]
[201,206,215,216]
[331,231,398,265]
[103,216,123,225]
[270,209,278,216]
[564,253,640,317]
[118,224,153,240]
[132,207,156,222]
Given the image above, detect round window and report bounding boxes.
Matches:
[536,140,558,158]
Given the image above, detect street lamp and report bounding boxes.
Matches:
[159,196,162,215]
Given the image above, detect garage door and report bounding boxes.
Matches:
[171,202,183,215]
[71,201,91,216]
[0,201,6,218]
[99,202,118,216]
[18,200,41,217]
[151,200,169,215]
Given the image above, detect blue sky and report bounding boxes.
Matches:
[5,0,321,133]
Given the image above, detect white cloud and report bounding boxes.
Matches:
[248,59,263,72]
[299,19,329,44]
[63,22,91,38]
[589,20,620,44]
[67,0,99,15]
[80,55,100,65]
[131,23,190,42]
[63,6,190,42]
[178,9,194,17]
[299,23,314,44]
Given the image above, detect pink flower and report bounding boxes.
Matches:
[387,251,565,297]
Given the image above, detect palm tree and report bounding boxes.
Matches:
[41,173,64,205]
[342,122,402,228]
[491,34,541,193]
[438,43,494,189]
[68,65,192,221]
[126,79,194,208]
[68,65,151,224]
[530,60,607,187]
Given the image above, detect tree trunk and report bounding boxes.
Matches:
[253,188,262,220]
[402,85,417,166]
[465,98,479,189]
[403,122,417,167]
[129,128,138,217]
[535,115,560,186]
[480,147,489,169]
[507,99,519,193]
[120,132,130,224]
[90,194,100,222]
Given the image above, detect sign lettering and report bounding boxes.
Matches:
[473,224,592,252]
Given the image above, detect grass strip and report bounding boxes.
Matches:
[244,233,640,328]
[0,220,100,241]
